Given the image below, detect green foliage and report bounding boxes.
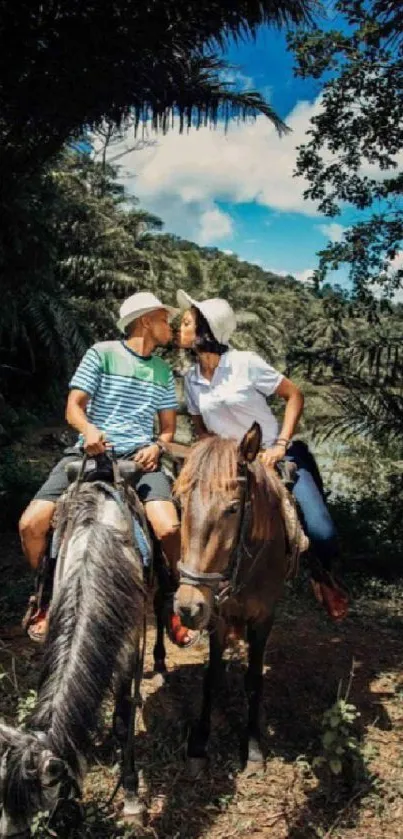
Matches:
[17,689,38,725]
[288,284,403,453]
[288,0,403,296]
[313,669,369,786]
[314,696,362,779]
[0,449,48,528]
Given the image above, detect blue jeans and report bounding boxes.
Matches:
[285,441,339,572]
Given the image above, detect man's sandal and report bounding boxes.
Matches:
[166,613,201,648]
[25,609,49,643]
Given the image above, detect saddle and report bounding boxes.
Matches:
[65,454,140,485]
[22,454,152,636]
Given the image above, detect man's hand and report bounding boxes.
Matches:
[134,443,161,472]
[260,444,287,470]
[83,424,106,455]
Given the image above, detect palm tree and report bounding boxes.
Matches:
[0,0,315,180]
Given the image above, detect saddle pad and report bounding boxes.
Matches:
[51,486,152,569]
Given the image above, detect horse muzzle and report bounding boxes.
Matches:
[174,585,211,630]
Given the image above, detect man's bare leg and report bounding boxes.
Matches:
[143,499,180,578]
[19,500,56,640]
[144,499,197,646]
[19,500,55,570]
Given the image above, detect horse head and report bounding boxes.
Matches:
[0,723,79,838]
[174,423,266,631]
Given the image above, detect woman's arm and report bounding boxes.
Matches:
[260,377,304,468]
[275,377,304,443]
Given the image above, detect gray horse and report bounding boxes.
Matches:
[0,475,146,837]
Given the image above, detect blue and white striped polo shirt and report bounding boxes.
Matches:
[69,340,178,455]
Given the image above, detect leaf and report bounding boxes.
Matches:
[329,759,343,775]
[322,731,336,748]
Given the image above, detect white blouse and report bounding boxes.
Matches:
[184,349,283,448]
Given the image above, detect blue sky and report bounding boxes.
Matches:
[109,22,353,286]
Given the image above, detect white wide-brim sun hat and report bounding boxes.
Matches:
[176,289,237,345]
[117,292,179,334]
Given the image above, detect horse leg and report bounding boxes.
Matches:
[242,617,273,769]
[187,627,224,777]
[113,652,146,824]
[152,541,175,680]
[153,586,167,680]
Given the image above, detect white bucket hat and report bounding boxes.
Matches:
[176,289,236,344]
[117,292,179,334]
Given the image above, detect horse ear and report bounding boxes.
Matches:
[238,422,262,464]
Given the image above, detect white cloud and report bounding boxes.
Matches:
[220,69,255,91]
[372,251,403,303]
[317,222,346,243]
[198,206,234,245]
[390,251,403,273]
[261,265,315,284]
[293,268,315,285]
[104,96,325,245]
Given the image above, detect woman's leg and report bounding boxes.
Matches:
[286,451,338,572]
[286,443,348,620]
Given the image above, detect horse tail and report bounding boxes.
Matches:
[31,489,145,772]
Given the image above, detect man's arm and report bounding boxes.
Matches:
[66,389,106,455]
[157,408,176,446]
[134,408,177,471]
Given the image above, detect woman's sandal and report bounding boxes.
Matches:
[166,613,201,648]
[311,575,349,622]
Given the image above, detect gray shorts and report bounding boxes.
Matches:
[34,453,172,505]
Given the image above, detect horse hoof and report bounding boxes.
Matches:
[245,758,265,775]
[123,795,146,826]
[153,670,169,689]
[186,755,208,779]
[244,738,265,772]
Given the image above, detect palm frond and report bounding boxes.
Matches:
[314,377,403,451]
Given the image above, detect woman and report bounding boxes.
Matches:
[176,289,348,621]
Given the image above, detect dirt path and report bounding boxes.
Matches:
[1,533,402,839]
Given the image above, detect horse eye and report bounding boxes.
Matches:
[224,501,240,516]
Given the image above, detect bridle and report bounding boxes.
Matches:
[177,461,254,605]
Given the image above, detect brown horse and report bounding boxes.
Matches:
[173,422,292,772]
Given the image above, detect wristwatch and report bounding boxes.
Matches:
[154,439,166,456]
[276,437,292,451]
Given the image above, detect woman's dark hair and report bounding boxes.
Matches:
[193,307,228,355]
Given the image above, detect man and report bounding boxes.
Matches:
[19,291,191,644]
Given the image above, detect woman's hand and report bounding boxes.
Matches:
[134,443,161,472]
[260,444,287,469]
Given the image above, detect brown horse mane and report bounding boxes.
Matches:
[174,436,282,544]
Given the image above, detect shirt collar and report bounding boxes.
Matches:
[190,351,230,385]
